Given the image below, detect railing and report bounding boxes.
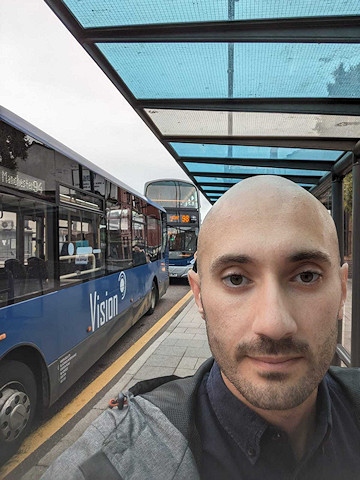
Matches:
[335,344,351,367]
[59,253,101,279]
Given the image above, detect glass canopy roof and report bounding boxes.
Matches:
[60,0,360,26]
[44,0,360,204]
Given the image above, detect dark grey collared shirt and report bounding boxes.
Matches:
[196,361,360,479]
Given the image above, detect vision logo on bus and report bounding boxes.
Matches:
[89,272,127,332]
[118,271,126,299]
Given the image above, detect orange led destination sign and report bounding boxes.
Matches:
[168,214,193,223]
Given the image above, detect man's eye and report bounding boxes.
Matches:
[295,271,321,284]
[223,274,251,287]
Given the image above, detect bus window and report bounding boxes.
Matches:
[132,209,146,266]
[169,227,197,259]
[106,205,132,271]
[59,205,105,284]
[145,204,162,262]
[146,216,161,262]
[0,192,55,302]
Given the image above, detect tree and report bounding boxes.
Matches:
[343,172,352,214]
[327,62,360,97]
[0,121,30,170]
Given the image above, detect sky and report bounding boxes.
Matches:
[0,0,211,218]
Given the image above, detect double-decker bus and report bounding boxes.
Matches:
[145,179,200,280]
[0,107,169,462]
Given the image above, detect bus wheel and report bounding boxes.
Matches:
[146,281,158,316]
[0,360,37,465]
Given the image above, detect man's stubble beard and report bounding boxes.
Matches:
[204,310,338,411]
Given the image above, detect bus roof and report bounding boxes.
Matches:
[0,106,166,213]
[144,178,197,189]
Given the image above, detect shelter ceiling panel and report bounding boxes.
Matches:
[146,109,360,139]
[170,143,343,160]
[96,42,360,100]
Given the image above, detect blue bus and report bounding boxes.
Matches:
[0,107,169,462]
[145,179,200,280]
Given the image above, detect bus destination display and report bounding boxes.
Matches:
[167,213,197,224]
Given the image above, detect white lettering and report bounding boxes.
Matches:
[90,292,97,332]
[100,301,105,326]
[0,167,44,194]
[58,352,77,384]
[89,290,118,332]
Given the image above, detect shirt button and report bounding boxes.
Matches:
[247,447,256,457]
[272,432,282,440]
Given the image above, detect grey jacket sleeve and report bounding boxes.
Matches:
[40,395,199,480]
[40,407,125,480]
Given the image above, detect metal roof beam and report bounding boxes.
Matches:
[44,1,84,37]
[81,16,360,44]
[144,98,360,116]
[198,182,242,188]
[182,156,334,171]
[166,136,358,151]
[200,181,313,194]
[310,171,332,196]
[192,171,321,184]
[332,151,353,177]
[202,189,231,194]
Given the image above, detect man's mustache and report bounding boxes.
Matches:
[236,336,310,357]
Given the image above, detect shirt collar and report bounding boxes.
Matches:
[206,361,332,465]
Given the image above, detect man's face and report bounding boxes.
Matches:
[189,191,347,411]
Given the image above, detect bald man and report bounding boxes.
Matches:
[42,176,360,480]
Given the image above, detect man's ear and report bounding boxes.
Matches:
[339,262,348,318]
[188,269,205,319]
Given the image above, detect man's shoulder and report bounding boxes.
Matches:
[329,365,360,387]
[328,366,360,422]
[132,357,213,443]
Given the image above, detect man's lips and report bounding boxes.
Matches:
[246,355,303,371]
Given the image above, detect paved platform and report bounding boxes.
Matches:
[18,296,209,480]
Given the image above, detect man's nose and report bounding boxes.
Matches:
[251,280,297,341]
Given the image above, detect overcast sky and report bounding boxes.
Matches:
[0,0,211,217]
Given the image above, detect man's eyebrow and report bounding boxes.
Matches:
[208,251,332,273]
[288,250,332,265]
[209,254,253,273]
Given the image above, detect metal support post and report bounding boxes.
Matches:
[332,175,344,366]
[351,141,360,366]
[332,175,344,264]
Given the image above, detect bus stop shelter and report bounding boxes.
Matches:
[45,1,360,365]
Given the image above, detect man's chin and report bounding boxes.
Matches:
[257,371,289,381]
